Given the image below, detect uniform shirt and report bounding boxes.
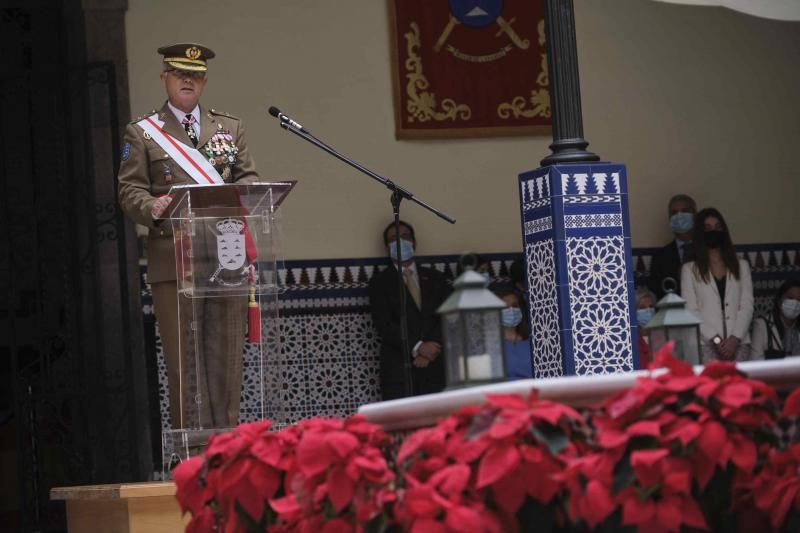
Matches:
[117,102,260,283]
[167,102,201,139]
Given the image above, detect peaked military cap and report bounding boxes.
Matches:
[157,43,215,72]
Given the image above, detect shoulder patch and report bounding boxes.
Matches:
[121,143,131,161]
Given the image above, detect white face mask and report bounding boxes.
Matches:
[782,298,800,321]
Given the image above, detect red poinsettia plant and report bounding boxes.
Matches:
[733,388,800,532]
[173,345,800,532]
[173,416,396,532]
[568,343,782,532]
[393,391,588,532]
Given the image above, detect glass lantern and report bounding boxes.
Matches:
[645,291,702,365]
[437,269,507,388]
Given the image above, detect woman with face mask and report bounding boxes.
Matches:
[493,285,533,379]
[681,208,754,363]
[751,279,800,359]
[635,286,658,367]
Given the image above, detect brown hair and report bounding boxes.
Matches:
[692,207,740,282]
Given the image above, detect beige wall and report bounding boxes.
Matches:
[125,0,800,260]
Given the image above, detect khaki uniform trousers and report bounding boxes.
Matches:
[152,281,247,429]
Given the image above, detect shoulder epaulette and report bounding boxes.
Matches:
[129,109,157,124]
[209,108,240,120]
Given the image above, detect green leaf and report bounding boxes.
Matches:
[364,512,392,533]
[465,408,498,440]
[530,423,569,456]
[516,497,556,532]
[612,454,634,495]
[234,500,263,533]
[784,509,800,533]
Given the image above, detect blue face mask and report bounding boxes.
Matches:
[670,212,694,234]
[501,307,523,328]
[637,307,655,327]
[388,238,415,262]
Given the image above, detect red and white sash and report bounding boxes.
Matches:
[136,113,224,185]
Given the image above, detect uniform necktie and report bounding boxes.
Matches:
[182,114,198,147]
[403,267,421,309]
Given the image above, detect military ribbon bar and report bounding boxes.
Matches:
[136,114,224,185]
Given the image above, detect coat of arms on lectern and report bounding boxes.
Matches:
[215,218,246,270]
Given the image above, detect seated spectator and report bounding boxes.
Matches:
[493,285,533,379]
[649,194,697,299]
[681,208,754,362]
[368,220,451,400]
[751,279,800,359]
[635,286,657,367]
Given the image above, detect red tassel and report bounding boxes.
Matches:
[243,222,258,263]
[248,286,261,343]
[236,200,258,263]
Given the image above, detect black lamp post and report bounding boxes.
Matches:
[541,0,600,166]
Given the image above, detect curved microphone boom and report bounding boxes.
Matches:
[268,106,308,133]
[264,101,455,398]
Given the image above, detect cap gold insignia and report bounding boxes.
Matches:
[186,46,201,60]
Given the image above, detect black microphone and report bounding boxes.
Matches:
[268,106,308,133]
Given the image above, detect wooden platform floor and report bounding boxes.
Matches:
[50,481,187,533]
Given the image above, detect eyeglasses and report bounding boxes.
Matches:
[165,69,206,81]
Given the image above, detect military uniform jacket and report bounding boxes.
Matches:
[118,102,260,283]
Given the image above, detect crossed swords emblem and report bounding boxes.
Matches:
[434,11,529,53]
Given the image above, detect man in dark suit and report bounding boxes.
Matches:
[648,194,697,299]
[368,221,451,400]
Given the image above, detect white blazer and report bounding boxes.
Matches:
[681,259,753,346]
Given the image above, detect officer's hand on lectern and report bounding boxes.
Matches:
[151,194,174,219]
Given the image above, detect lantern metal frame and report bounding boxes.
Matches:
[437,270,508,388]
[645,290,702,366]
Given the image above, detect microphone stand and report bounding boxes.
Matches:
[274,115,455,398]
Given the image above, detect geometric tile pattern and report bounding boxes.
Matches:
[567,236,633,374]
[564,213,622,228]
[140,241,800,430]
[522,199,553,211]
[518,163,637,376]
[560,171,621,195]
[524,216,553,236]
[564,194,619,204]
[526,239,562,377]
[142,254,522,431]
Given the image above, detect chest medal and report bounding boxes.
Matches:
[203,127,239,175]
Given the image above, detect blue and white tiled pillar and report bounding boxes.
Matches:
[518,163,639,377]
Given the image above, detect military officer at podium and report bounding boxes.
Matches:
[117,43,260,429]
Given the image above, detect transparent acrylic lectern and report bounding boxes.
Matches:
[160,181,295,470]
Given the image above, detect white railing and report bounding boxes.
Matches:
[358,358,800,431]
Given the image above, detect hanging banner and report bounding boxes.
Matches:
[389,0,551,139]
